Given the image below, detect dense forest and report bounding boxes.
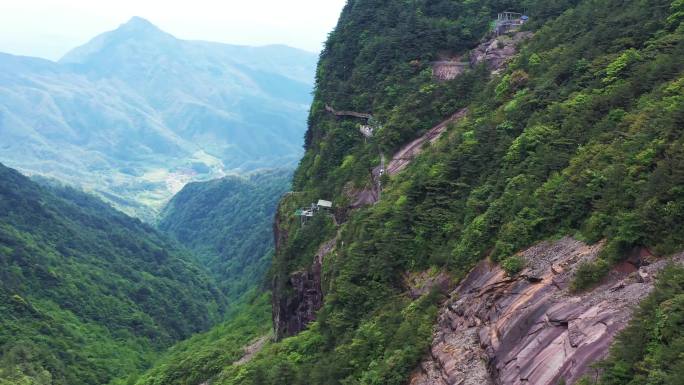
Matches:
[159,170,292,299]
[133,292,272,385]
[134,0,683,383]
[0,157,291,385]
[585,265,684,385]
[0,163,226,385]
[3,0,683,384]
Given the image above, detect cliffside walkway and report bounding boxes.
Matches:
[325,104,373,120]
[350,108,468,209]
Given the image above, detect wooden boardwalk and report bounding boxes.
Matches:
[325,104,372,120]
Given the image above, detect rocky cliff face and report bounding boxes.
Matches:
[432,31,532,82]
[410,237,683,385]
[272,267,323,340]
[470,32,533,74]
[271,215,337,339]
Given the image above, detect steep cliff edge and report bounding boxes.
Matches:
[411,238,683,385]
[271,193,339,339]
[272,12,528,335]
[64,1,684,383]
[272,237,337,339]
[159,0,684,383]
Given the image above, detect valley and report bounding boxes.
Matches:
[1,1,684,385]
[0,17,316,220]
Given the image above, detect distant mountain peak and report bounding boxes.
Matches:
[59,16,174,64]
[120,16,161,33]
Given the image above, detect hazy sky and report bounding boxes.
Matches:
[0,0,347,60]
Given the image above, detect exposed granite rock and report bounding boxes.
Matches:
[272,234,337,340]
[342,33,531,210]
[404,270,453,300]
[345,176,381,209]
[272,268,323,340]
[432,31,532,82]
[347,109,468,210]
[384,108,468,177]
[271,202,291,340]
[470,32,533,74]
[410,237,683,385]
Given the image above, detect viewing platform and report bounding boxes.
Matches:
[494,11,529,35]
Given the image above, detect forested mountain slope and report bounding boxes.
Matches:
[135,0,684,384]
[0,163,225,385]
[0,17,316,219]
[159,169,291,298]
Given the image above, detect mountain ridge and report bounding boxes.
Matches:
[135,0,684,384]
[0,18,317,220]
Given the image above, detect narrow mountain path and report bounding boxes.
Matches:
[384,108,468,176]
[325,104,373,119]
[349,108,467,209]
[234,335,269,366]
[198,335,271,385]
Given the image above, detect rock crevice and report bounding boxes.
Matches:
[410,237,683,385]
[272,227,337,339]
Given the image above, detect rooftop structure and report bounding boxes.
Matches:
[295,199,334,226]
[295,208,315,217]
[495,11,529,35]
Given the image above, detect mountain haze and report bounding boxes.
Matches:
[0,17,316,219]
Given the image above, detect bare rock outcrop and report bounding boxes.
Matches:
[347,109,468,210]
[404,270,453,299]
[410,237,683,385]
[433,31,532,82]
[385,108,468,176]
[470,32,533,74]
[272,236,337,339]
[272,268,323,339]
[346,174,381,209]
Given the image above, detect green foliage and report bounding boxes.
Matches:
[134,292,272,385]
[603,49,643,84]
[0,343,53,385]
[580,265,684,385]
[143,0,684,384]
[501,256,526,275]
[0,163,225,385]
[570,259,610,292]
[211,292,441,385]
[271,205,336,293]
[0,23,316,221]
[159,169,292,298]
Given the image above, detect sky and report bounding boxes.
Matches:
[0,0,347,60]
